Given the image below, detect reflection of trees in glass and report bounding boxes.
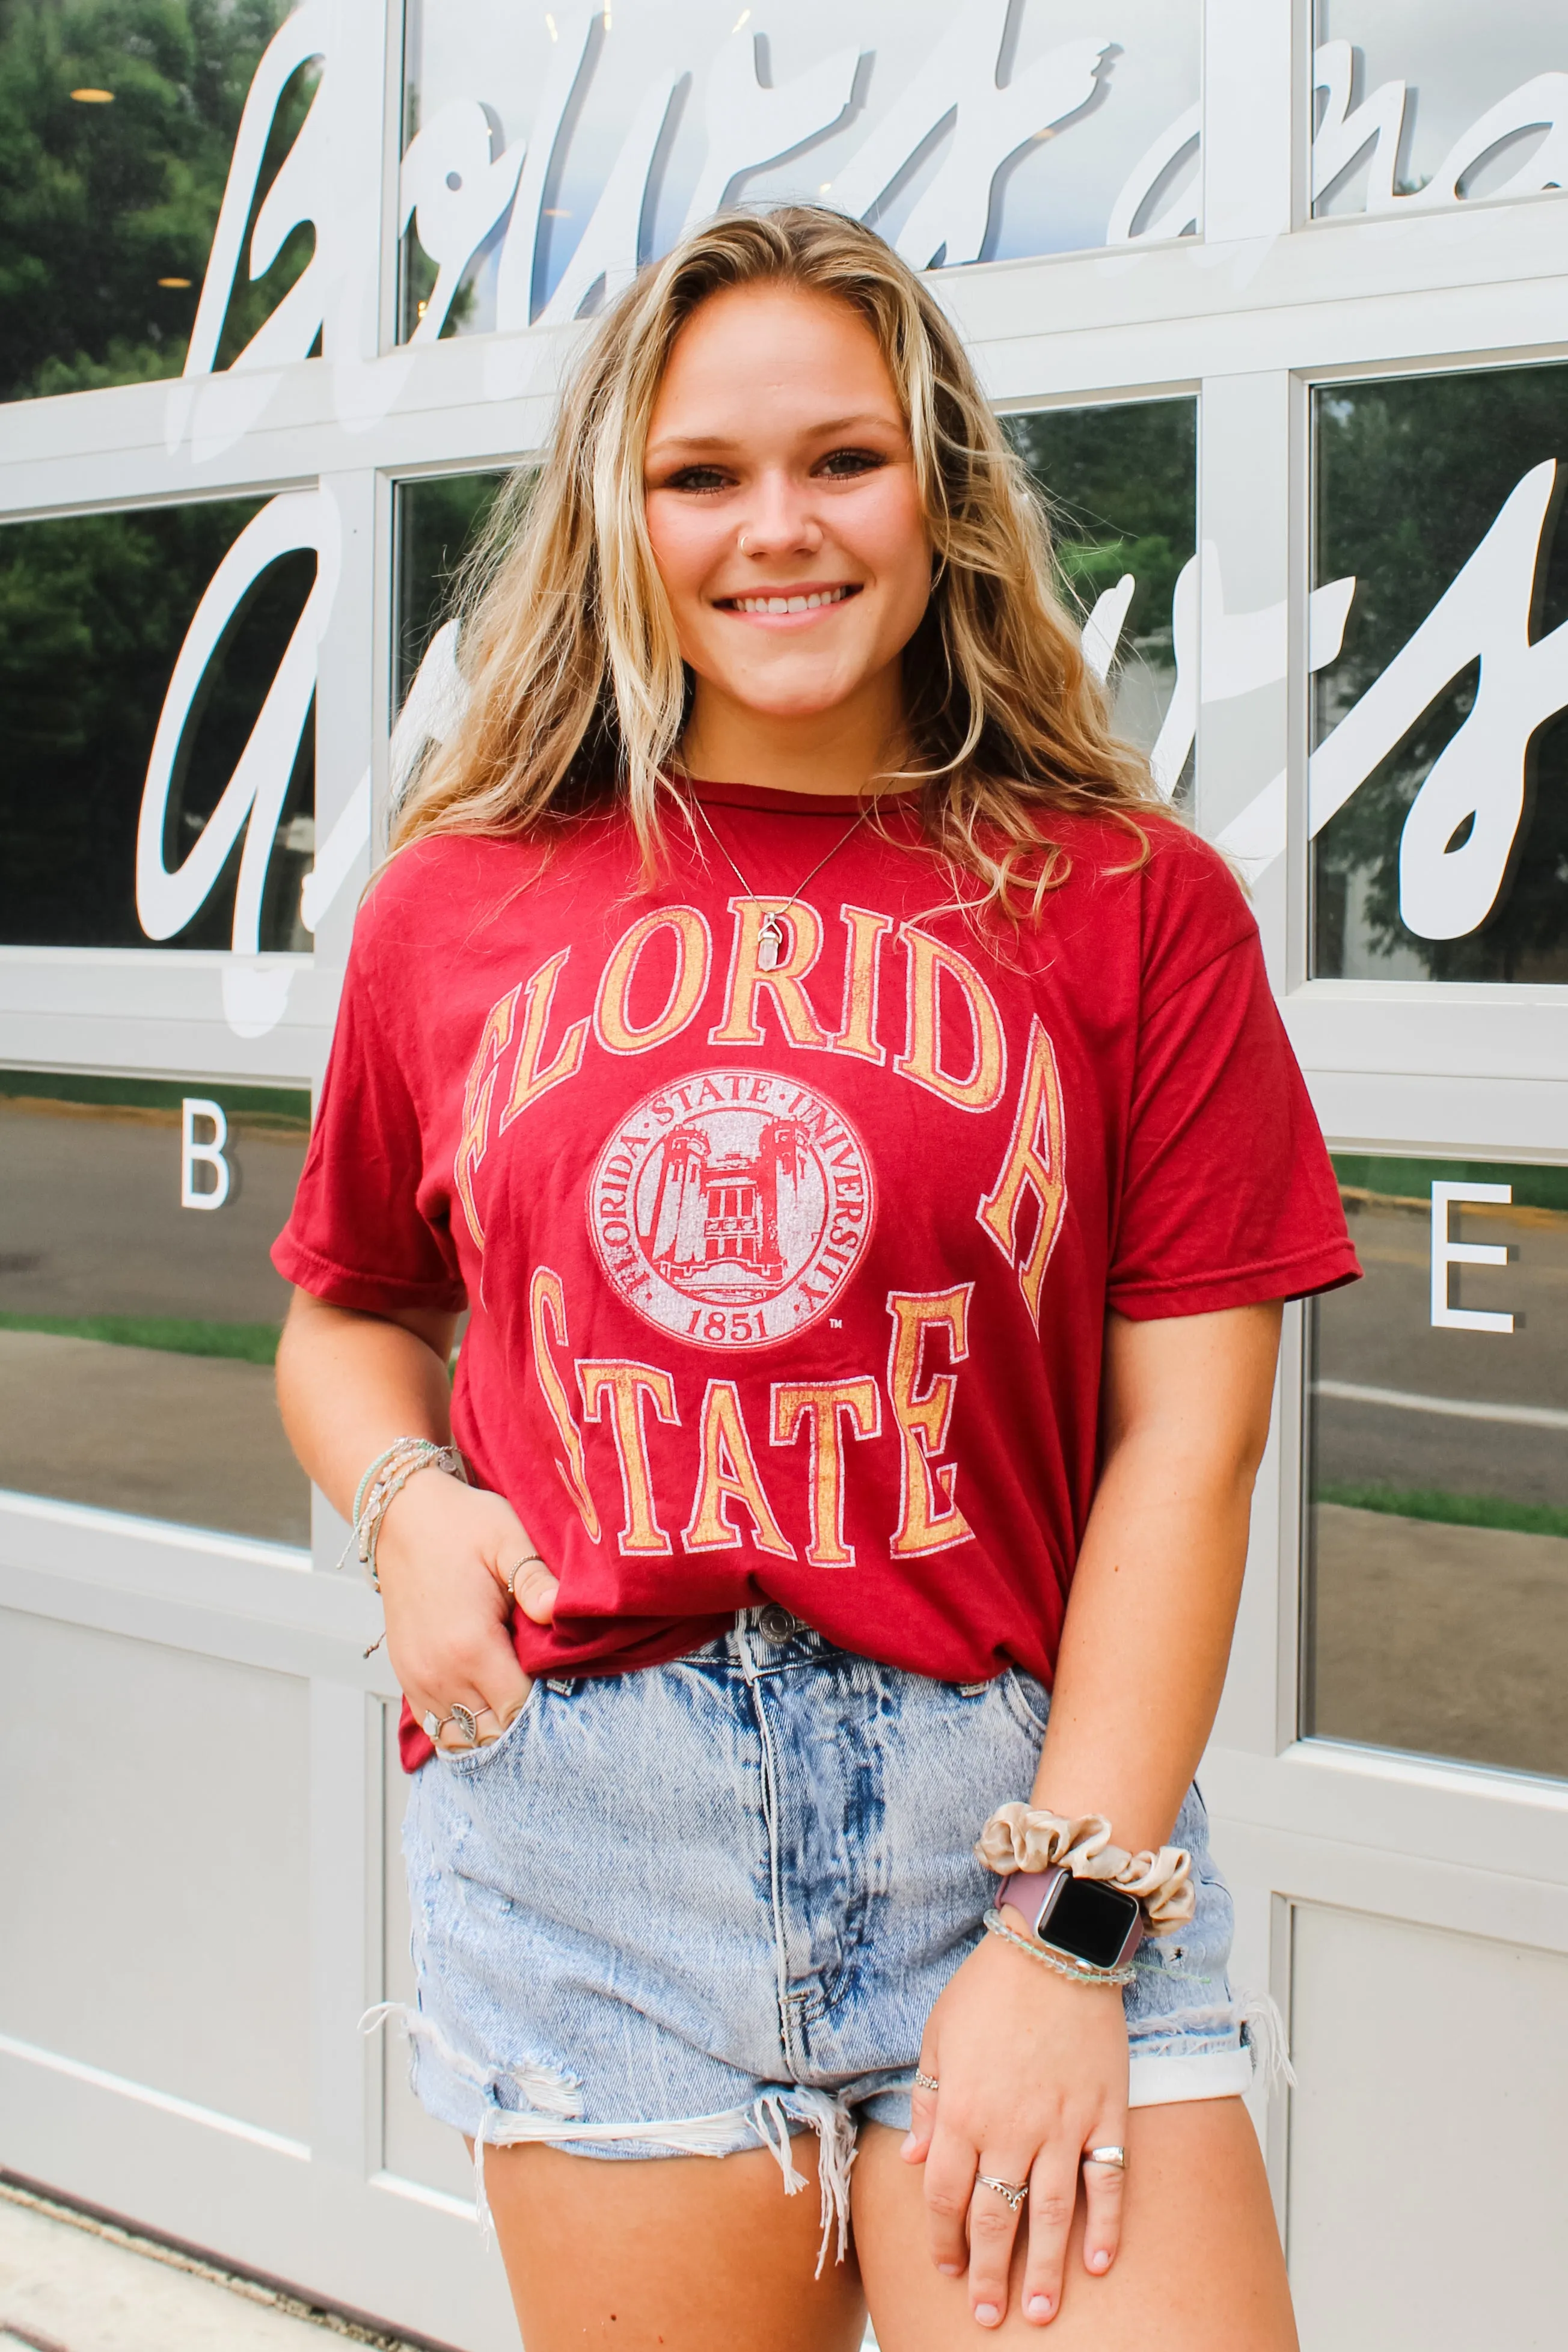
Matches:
[1313,366,1568,982]
[395,471,509,706]
[0,500,314,948]
[0,0,309,399]
[1003,400,1195,764]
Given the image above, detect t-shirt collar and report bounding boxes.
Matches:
[684,776,920,819]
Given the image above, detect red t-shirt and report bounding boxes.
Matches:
[274,785,1358,1769]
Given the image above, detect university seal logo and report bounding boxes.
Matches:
[587,1070,876,1350]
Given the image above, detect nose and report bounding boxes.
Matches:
[737,469,823,560]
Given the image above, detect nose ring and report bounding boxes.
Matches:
[738,533,748,552]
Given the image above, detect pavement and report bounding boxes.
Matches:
[0,2184,420,2352]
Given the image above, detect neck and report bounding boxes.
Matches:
[681,676,909,799]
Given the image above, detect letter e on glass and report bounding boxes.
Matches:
[1430,1182,1514,1334]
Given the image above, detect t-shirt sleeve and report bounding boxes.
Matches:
[1107,920,1359,1320]
[272,928,467,1317]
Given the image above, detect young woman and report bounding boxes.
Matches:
[274,207,1355,2350]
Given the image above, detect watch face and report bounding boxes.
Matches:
[1043,1873,1139,1970]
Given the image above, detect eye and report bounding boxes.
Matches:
[817,447,887,479]
[661,465,733,494]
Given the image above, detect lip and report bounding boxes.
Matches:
[711,582,863,625]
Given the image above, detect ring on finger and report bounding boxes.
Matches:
[914,2069,940,2094]
[504,1555,547,1603]
[1084,2144,1127,2171]
[421,1709,447,1741]
[975,2174,1029,2213]
[447,1701,480,1745]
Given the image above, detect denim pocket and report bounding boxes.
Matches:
[998,1665,1052,1744]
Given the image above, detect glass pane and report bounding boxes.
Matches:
[1306,1154,1568,1780]
[1310,363,1568,983]
[0,1071,310,1545]
[1003,399,1196,796]
[394,471,509,712]
[1,1,313,400]
[399,1,1201,343]
[1313,3,1568,219]
[0,498,314,951]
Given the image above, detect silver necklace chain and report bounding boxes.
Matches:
[690,794,874,970]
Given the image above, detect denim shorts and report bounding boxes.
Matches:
[381,1611,1275,2259]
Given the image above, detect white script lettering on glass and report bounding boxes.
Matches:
[136,489,337,954]
[181,1100,232,1211]
[400,100,526,341]
[1430,1184,1514,1336]
[1313,41,1568,215]
[1216,461,1568,941]
[185,0,1169,367]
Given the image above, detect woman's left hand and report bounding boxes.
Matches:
[902,1928,1129,2329]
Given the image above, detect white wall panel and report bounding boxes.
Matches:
[1288,1902,1568,2350]
[0,1611,311,2140]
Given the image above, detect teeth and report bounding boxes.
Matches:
[731,587,852,614]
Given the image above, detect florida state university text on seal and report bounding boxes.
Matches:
[587,1070,876,1351]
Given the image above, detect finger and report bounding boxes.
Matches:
[435,1685,492,1750]
[920,2128,978,2282]
[474,1645,534,1727]
[1079,2136,1128,2277]
[966,2157,1032,2330]
[506,1556,559,1625]
[904,2050,939,2161]
[1020,2151,1081,2329]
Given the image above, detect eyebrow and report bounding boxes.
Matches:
[646,412,902,456]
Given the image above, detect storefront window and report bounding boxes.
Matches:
[1005,398,1196,796]
[1313,3,1568,219]
[1305,1154,1568,1780]
[0,497,316,952]
[0,1071,310,1546]
[399,0,1201,344]
[0,0,313,400]
[394,470,509,712]
[1309,362,1568,984]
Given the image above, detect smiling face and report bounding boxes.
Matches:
[643,282,933,790]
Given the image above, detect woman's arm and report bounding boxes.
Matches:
[276,1288,555,1741]
[907,1299,1282,2333]
[1032,1299,1282,1843]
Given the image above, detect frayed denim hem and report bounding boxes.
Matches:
[362,2002,855,2275]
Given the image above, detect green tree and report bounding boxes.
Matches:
[0,0,315,399]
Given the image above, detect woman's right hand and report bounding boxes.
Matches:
[374,1471,557,1749]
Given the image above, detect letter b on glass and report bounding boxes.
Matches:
[182,1098,231,1211]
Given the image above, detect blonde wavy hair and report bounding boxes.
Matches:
[393,204,1161,912]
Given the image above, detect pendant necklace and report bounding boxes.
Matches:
[691,793,874,970]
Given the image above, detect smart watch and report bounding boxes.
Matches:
[999,1866,1144,1973]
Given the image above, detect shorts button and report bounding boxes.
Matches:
[756,1603,798,1644]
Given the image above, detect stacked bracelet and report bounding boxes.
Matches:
[345,1437,468,1591]
[982,1906,1138,1988]
[976,1802,1195,1934]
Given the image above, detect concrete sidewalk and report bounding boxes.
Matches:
[0,2184,426,2352]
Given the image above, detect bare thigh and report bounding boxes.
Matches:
[476,2135,868,2352]
[853,2100,1298,2351]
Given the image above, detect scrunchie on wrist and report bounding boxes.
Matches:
[976,1801,1196,1934]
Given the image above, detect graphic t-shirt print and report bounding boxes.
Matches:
[447,886,1073,1581]
[589,1069,875,1352]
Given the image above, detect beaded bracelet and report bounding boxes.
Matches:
[983,1906,1138,1988]
[343,1436,468,1591]
[976,1802,1195,1934]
